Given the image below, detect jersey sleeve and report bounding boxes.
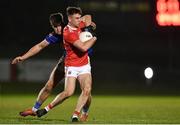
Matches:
[79,21,86,29]
[45,34,61,44]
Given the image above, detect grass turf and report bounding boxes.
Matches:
[0,94,180,124]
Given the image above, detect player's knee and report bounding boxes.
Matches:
[63,90,74,98]
[83,86,91,96]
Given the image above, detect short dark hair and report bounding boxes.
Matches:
[49,12,64,27]
[66,7,82,16]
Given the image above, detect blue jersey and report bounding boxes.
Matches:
[45,33,93,56]
[45,33,63,44]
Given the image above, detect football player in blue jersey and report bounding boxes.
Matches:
[11,12,65,117]
[11,12,95,121]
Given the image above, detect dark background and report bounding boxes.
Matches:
[1,0,180,95]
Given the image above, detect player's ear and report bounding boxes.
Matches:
[68,16,72,22]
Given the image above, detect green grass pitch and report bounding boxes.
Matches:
[0,95,180,124]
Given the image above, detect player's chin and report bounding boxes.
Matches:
[57,31,62,35]
[77,23,81,27]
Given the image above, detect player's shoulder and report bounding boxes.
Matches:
[48,32,57,36]
[63,26,69,33]
[45,32,62,44]
[63,26,76,37]
[48,32,61,37]
[63,25,73,33]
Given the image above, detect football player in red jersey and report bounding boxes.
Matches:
[36,7,97,122]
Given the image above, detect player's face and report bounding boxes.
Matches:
[69,14,81,27]
[53,25,62,35]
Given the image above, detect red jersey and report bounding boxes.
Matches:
[63,21,88,66]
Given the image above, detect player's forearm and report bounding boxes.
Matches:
[21,45,42,60]
[81,37,97,52]
[21,40,49,60]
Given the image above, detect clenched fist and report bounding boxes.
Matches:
[11,56,24,64]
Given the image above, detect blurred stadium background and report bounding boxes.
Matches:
[1,0,180,95]
[1,0,180,123]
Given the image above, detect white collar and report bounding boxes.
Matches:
[67,24,77,30]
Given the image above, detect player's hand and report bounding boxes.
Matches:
[93,36,97,41]
[90,22,96,30]
[11,56,24,64]
[82,25,96,37]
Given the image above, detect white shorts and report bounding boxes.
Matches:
[65,64,91,78]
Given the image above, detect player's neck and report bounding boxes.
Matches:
[68,23,78,29]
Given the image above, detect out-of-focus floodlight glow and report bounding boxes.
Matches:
[144,67,153,79]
